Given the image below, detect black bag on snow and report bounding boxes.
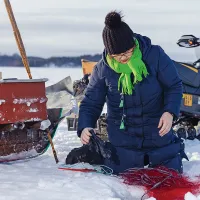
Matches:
[65,129,119,165]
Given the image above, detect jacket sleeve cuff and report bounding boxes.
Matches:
[77,119,96,137]
[77,129,83,137]
[164,104,180,119]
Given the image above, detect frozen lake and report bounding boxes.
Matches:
[0,67,199,200]
[0,67,83,86]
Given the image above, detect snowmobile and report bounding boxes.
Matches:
[70,36,200,141]
[174,35,200,140]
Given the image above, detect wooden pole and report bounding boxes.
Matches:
[4,0,59,163]
[4,0,32,79]
[47,129,59,163]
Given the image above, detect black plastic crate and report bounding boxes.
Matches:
[66,117,78,131]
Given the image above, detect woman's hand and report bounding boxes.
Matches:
[158,112,173,137]
[80,128,94,144]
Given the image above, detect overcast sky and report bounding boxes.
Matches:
[0,0,200,61]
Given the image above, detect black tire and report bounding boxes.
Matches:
[187,127,197,140]
[176,128,187,139]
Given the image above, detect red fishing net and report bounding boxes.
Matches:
[119,166,200,200]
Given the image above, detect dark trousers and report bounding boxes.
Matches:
[104,138,187,174]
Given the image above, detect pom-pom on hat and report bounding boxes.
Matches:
[102,11,135,55]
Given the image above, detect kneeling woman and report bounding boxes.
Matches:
[77,11,187,174]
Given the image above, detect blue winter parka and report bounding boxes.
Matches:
[77,33,183,150]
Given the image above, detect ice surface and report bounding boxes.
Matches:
[0,67,199,200]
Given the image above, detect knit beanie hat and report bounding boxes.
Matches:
[102,11,135,55]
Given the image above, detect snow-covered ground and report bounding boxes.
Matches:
[0,67,199,200]
[0,120,199,200]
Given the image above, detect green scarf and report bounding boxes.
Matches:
[106,39,148,95]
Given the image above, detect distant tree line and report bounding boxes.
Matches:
[0,53,102,67]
